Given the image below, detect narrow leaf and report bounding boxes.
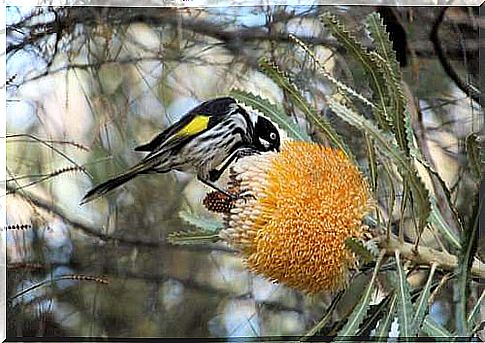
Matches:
[258,58,352,159]
[230,89,311,141]
[394,250,416,337]
[289,33,376,110]
[429,200,461,250]
[456,190,482,335]
[364,133,378,192]
[344,237,375,265]
[328,99,431,232]
[374,293,397,339]
[337,250,385,336]
[422,316,454,337]
[320,12,392,132]
[179,208,223,232]
[167,229,220,245]
[413,263,438,330]
[467,289,485,327]
[366,13,409,154]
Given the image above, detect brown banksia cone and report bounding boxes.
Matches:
[203,179,242,214]
[215,140,373,294]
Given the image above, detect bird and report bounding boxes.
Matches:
[80,97,281,205]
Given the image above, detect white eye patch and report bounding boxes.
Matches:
[259,137,271,148]
[270,132,277,140]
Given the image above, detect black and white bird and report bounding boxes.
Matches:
[81,97,281,204]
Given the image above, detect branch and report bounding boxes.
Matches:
[379,235,484,279]
[5,184,234,254]
[430,8,480,103]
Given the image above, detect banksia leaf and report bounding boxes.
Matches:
[167,229,220,245]
[258,57,351,159]
[321,12,392,132]
[337,251,385,336]
[413,263,437,331]
[230,89,311,141]
[393,250,416,337]
[344,236,375,265]
[328,99,431,232]
[288,33,376,110]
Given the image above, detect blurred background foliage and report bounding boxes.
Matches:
[4,5,483,339]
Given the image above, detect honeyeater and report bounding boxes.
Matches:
[80,97,281,204]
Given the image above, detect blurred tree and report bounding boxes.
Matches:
[5,5,483,340]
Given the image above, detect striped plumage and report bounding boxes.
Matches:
[81,97,280,204]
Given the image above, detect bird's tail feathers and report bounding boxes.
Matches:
[80,163,147,205]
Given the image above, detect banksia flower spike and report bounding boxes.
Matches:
[206,140,373,294]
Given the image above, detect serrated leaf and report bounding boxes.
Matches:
[456,189,482,335]
[381,162,397,236]
[230,89,311,141]
[429,199,461,250]
[337,251,385,337]
[364,133,378,192]
[374,293,397,340]
[413,263,437,331]
[393,250,416,338]
[422,316,454,337]
[167,229,220,245]
[178,208,223,232]
[365,12,400,77]
[467,289,485,327]
[320,12,392,133]
[344,237,375,265]
[366,13,409,154]
[328,99,431,232]
[412,147,464,237]
[289,33,376,110]
[258,58,352,160]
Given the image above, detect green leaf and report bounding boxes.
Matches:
[365,13,400,78]
[167,229,220,245]
[422,316,454,337]
[300,291,345,341]
[288,33,376,110]
[364,133,378,192]
[413,263,437,331]
[429,199,461,250]
[320,12,392,132]
[344,237,375,265]
[230,89,311,141]
[455,190,482,335]
[328,99,431,232]
[178,207,223,232]
[393,250,416,337]
[337,251,385,336]
[412,147,464,239]
[467,289,485,327]
[366,13,408,154]
[258,57,352,159]
[374,293,397,340]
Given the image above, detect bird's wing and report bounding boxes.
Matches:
[134,98,235,153]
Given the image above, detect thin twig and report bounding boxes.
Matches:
[430,8,480,103]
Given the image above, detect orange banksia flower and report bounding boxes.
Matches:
[206,140,372,293]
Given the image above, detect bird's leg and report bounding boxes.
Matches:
[208,146,259,182]
[197,175,237,199]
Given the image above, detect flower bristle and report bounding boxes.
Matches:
[219,141,372,294]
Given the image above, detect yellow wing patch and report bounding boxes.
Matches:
[174,115,210,138]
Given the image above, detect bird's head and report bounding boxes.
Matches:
[253,115,281,152]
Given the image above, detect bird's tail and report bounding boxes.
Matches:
[80,164,147,205]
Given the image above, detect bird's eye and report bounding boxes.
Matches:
[270,132,277,140]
